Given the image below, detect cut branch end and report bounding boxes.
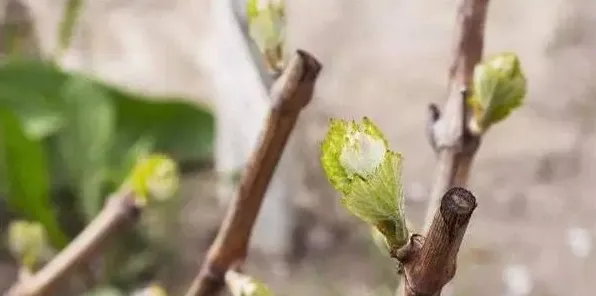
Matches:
[401,187,477,296]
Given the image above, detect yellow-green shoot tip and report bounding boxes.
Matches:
[125,154,180,207]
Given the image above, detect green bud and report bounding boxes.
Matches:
[125,154,180,207]
[226,270,273,296]
[246,0,285,72]
[468,52,527,133]
[7,220,52,270]
[320,117,408,250]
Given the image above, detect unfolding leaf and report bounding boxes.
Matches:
[319,119,351,195]
[468,52,527,132]
[341,150,407,248]
[0,109,68,248]
[320,117,408,250]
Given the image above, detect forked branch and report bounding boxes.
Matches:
[423,0,489,231]
[393,0,489,295]
[184,50,322,296]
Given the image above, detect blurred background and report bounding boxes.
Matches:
[0,0,595,295]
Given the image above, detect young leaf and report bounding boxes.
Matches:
[320,117,408,250]
[0,109,68,248]
[468,52,527,133]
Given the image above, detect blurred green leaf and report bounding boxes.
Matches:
[55,75,115,220]
[0,57,215,277]
[0,58,214,170]
[109,88,214,164]
[0,109,68,248]
[0,58,67,139]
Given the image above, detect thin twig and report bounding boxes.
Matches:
[393,0,489,295]
[184,49,322,296]
[396,187,477,296]
[5,190,140,296]
[423,0,489,232]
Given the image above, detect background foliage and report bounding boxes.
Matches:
[0,56,215,291]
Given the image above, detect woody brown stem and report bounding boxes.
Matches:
[394,0,489,295]
[399,188,477,296]
[184,50,322,296]
[423,0,488,233]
